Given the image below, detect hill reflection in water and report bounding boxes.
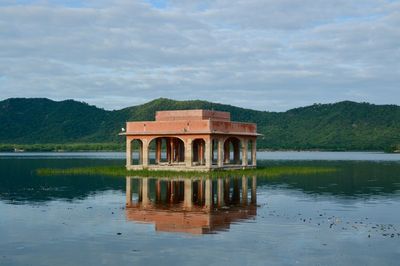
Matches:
[0,158,399,205]
[125,176,257,234]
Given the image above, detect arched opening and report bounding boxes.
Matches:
[192,138,206,166]
[223,137,241,165]
[149,137,185,165]
[130,139,143,165]
[148,137,166,165]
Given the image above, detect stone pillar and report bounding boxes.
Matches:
[138,142,143,165]
[173,141,177,162]
[184,179,193,209]
[242,176,248,205]
[251,176,257,204]
[142,177,150,207]
[199,141,204,165]
[224,141,230,164]
[126,138,132,168]
[218,139,224,167]
[205,139,212,168]
[185,139,192,167]
[242,139,248,167]
[166,138,171,163]
[142,139,149,168]
[217,178,224,207]
[252,139,257,166]
[175,139,178,162]
[126,177,132,207]
[170,138,175,163]
[174,139,178,162]
[156,138,161,164]
[205,179,212,210]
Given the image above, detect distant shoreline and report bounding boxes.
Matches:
[0,143,398,153]
[2,98,399,154]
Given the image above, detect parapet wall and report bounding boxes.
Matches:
[156,110,230,122]
[126,120,210,133]
[210,121,257,134]
[125,109,257,136]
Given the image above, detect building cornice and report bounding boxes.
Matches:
[119,131,262,137]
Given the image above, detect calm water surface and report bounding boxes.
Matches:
[0,151,399,266]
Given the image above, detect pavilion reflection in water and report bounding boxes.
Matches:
[125,176,257,234]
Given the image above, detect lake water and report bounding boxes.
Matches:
[0,151,399,265]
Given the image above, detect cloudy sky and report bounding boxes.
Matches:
[0,0,399,111]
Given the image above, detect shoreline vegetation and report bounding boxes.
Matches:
[1,98,400,153]
[0,143,124,152]
[1,143,398,153]
[36,165,338,178]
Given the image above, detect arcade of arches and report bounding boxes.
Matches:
[126,135,257,171]
[121,109,260,171]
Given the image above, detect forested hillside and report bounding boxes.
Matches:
[1,98,399,151]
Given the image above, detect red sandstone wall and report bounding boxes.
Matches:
[126,120,256,135]
[126,109,257,137]
[156,110,230,121]
[210,121,256,134]
[126,120,211,133]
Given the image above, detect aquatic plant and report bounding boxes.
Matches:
[36,165,337,179]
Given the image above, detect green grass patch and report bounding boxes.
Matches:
[36,165,338,179]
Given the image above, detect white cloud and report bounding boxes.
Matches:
[0,0,399,111]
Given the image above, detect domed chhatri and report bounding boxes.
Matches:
[120,110,260,171]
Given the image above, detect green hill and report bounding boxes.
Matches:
[0,98,399,151]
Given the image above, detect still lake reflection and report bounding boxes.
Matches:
[125,177,257,234]
[0,152,400,265]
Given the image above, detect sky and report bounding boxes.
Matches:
[0,0,399,111]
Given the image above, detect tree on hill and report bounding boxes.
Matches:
[0,97,399,151]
